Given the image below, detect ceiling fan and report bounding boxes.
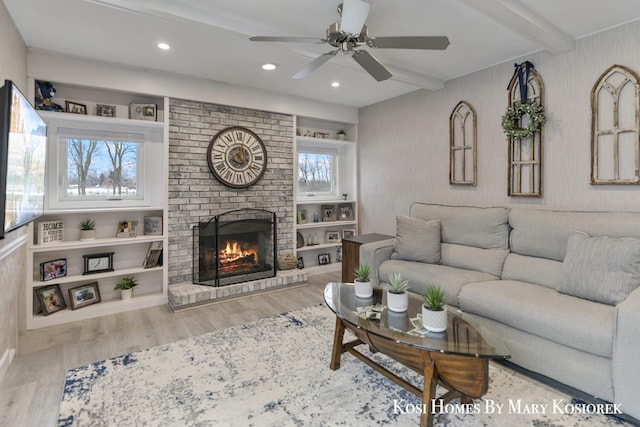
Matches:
[249,0,449,82]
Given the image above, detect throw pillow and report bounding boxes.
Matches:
[390,216,441,264]
[558,231,640,305]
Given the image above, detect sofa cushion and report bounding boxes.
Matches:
[559,231,640,305]
[390,216,441,264]
[441,243,509,278]
[409,203,509,249]
[458,280,615,358]
[501,253,563,289]
[379,259,497,307]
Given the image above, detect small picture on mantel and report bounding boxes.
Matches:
[322,205,336,222]
[129,103,157,121]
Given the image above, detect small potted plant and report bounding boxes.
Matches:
[422,285,447,332]
[78,218,96,240]
[114,276,138,300]
[336,129,347,140]
[353,263,372,298]
[384,272,410,312]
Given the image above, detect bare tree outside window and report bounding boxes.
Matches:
[298,152,335,194]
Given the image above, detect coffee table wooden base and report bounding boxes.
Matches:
[330,317,489,427]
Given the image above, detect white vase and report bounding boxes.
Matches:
[386,291,408,312]
[79,229,96,240]
[422,304,447,332]
[120,289,133,300]
[354,280,373,298]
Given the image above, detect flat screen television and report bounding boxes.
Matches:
[0,80,47,239]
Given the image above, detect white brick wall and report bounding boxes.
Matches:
[168,99,294,284]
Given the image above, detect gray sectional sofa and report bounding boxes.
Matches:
[360,202,640,420]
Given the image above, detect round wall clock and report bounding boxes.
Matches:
[206,126,267,188]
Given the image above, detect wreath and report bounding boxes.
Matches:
[501,102,545,139]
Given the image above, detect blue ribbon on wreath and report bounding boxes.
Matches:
[508,61,534,102]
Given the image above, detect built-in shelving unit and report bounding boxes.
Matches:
[294,116,358,269]
[24,80,168,329]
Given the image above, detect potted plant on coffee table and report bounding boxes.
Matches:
[354,263,373,298]
[422,285,447,332]
[384,272,410,312]
[79,218,96,240]
[114,276,138,300]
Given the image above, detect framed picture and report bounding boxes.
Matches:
[339,204,354,221]
[35,284,66,316]
[39,258,67,281]
[116,220,138,238]
[82,252,114,275]
[130,103,157,121]
[318,253,331,265]
[322,205,336,222]
[144,216,163,235]
[297,256,305,269]
[297,208,308,224]
[342,229,356,239]
[38,220,64,245]
[65,100,87,114]
[336,247,343,262]
[326,231,341,243]
[96,104,116,117]
[68,282,101,310]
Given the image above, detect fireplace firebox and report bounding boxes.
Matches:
[193,209,276,287]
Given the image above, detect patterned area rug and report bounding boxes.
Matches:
[58,304,630,426]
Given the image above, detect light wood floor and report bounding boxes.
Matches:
[0,269,340,427]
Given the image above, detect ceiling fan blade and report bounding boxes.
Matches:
[250,35,324,44]
[352,50,392,81]
[368,36,450,50]
[292,51,338,79]
[340,0,371,35]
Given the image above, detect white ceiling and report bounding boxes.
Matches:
[4,0,640,108]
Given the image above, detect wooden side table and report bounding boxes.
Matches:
[341,233,394,282]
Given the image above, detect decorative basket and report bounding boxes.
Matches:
[278,253,298,270]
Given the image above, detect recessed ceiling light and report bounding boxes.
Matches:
[331,81,340,87]
[157,42,170,50]
[261,63,277,71]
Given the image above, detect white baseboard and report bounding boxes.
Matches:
[0,348,16,382]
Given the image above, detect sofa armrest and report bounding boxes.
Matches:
[359,239,395,287]
[613,286,640,419]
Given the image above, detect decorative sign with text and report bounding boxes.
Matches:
[39,220,64,245]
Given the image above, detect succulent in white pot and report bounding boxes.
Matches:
[422,285,447,332]
[353,263,373,298]
[384,272,410,312]
[78,218,96,240]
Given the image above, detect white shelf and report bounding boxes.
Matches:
[296,221,356,230]
[296,136,355,145]
[297,242,342,252]
[38,110,164,128]
[27,293,168,330]
[31,266,163,289]
[31,235,164,252]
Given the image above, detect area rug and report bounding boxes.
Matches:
[58,304,630,426]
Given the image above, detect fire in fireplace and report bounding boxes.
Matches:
[193,208,276,287]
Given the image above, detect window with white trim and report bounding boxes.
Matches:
[297,147,338,197]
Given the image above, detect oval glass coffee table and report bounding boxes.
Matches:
[324,282,510,427]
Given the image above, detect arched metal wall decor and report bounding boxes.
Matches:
[506,62,545,197]
[449,101,477,185]
[591,64,640,184]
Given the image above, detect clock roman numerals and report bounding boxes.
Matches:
[207,126,267,188]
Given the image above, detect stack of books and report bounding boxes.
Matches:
[143,241,163,268]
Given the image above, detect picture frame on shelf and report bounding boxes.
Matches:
[68,282,101,310]
[342,229,356,239]
[129,103,157,121]
[39,258,67,282]
[116,220,138,238]
[35,284,66,316]
[322,205,336,222]
[318,253,331,265]
[339,204,354,221]
[297,256,305,269]
[82,252,114,275]
[326,231,341,243]
[96,104,116,117]
[38,220,64,245]
[65,100,87,114]
[143,216,163,235]
[297,208,308,224]
[336,247,343,262]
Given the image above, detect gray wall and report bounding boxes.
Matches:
[358,20,640,236]
[0,0,27,373]
[167,99,294,284]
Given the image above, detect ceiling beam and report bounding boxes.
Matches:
[457,0,574,54]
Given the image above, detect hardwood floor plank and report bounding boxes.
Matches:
[0,270,340,427]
